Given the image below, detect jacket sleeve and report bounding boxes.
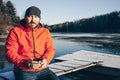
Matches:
[42,29,55,64]
[5,29,25,67]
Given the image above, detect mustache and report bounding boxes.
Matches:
[28,21,36,24]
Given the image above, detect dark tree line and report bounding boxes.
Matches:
[0,0,20,35]
[48,11,120,33]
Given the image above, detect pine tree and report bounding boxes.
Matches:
[6,1,16,16]
[6,1,20,25]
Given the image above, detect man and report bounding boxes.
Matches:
[5,6,59,80]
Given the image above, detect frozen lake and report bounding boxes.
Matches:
[53,33,120,57]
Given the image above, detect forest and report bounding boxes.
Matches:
[48,11,120,33]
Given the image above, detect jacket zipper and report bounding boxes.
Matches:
[31,29,36,59]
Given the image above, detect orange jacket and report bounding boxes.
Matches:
[5,20,55,72]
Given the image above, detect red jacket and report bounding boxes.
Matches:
[5,20,55,72]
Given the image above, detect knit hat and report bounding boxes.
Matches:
[25,6,41,18]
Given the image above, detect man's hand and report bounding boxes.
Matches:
[27,58,47,69]
[28,58,41,69]
[41,59,47,68]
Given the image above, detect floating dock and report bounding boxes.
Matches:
[0,50,120,80]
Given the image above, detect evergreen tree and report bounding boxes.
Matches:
[6,1,16,16]
[6,1,20,25]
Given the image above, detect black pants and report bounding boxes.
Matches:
[14,68,60,80]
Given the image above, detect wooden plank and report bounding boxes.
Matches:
[49,63,73,71]
[49,68,63,73]
[70,60,93,64]
[54,62,81,68]
[55,61,100,76]
[51,59,97,69]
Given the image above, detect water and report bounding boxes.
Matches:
[53,33,120,57]
[53,38,101,57]
[0,33,120,80]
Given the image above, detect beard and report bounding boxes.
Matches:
[27,21,39,28]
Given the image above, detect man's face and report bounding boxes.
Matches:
[25,15,40,28]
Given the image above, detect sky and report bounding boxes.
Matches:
[6,0,120,25]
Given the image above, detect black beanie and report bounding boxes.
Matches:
[25,6,41,18]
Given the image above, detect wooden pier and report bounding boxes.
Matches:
[49,50,103,76]
[0,50,120,80]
